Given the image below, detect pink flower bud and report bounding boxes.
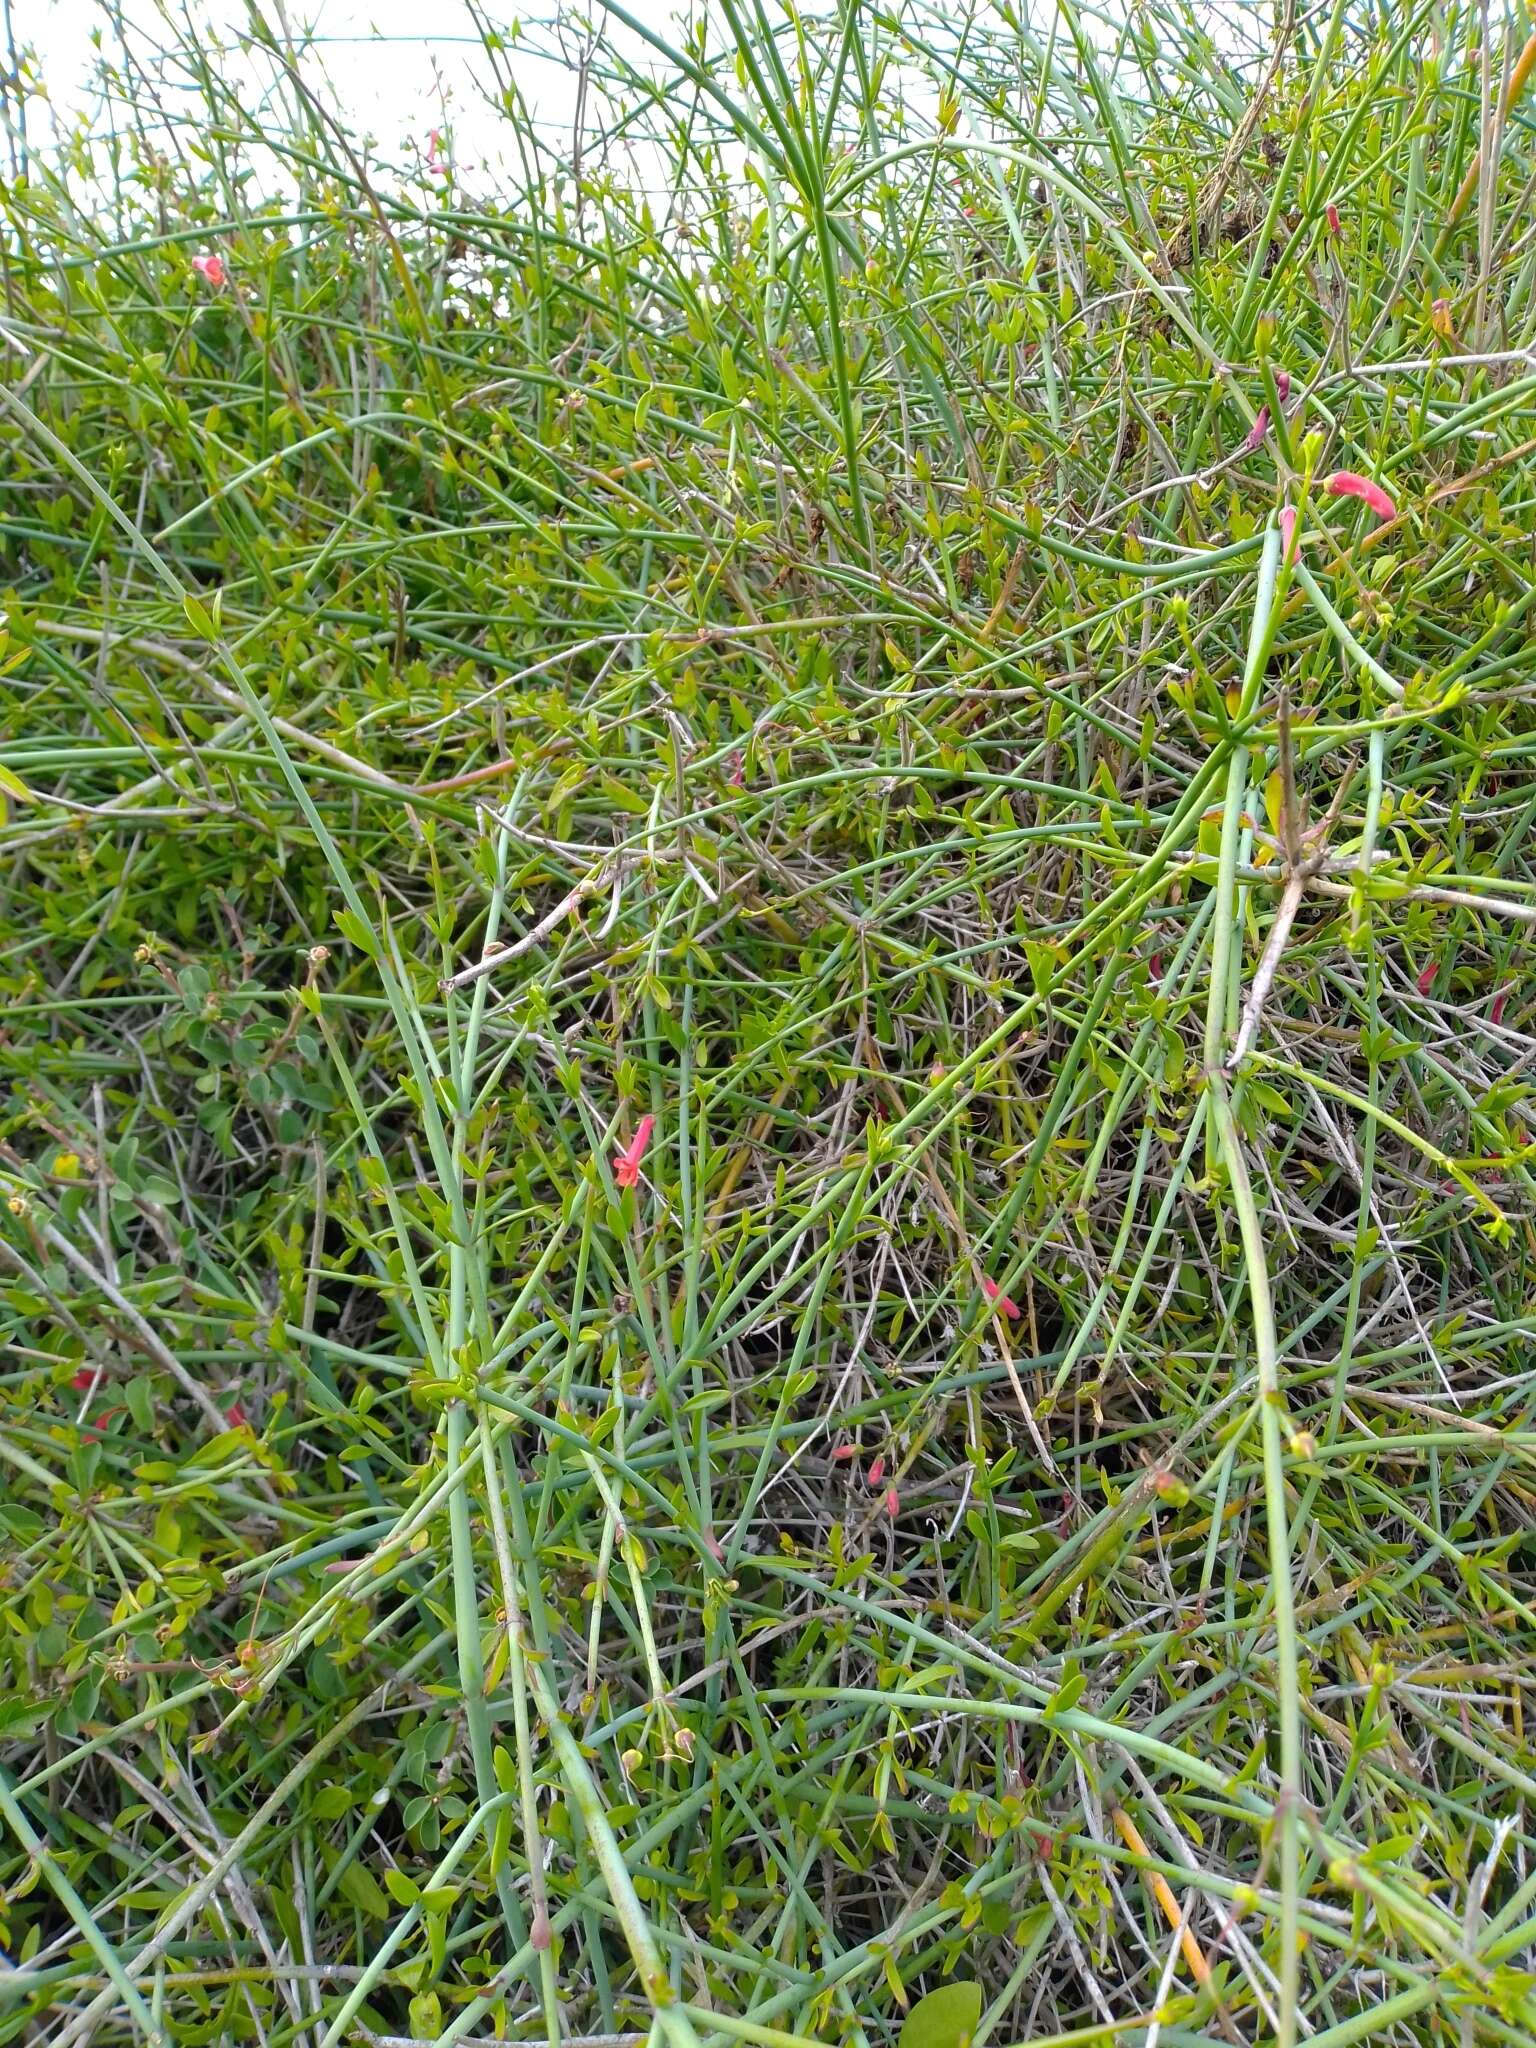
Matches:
[614,1114,655,1188]
[982,1276,1021,1319]
[1241,406,1271,453]
[866,1455,885,1488]
[1325,203,1341,235]
[830,1442,857,1462]
[1417,961,1438,995]
[884,1485,900,1520]
[1275,370,1291,402]
[1325,470,1396,522]
[1278,505,1298,563]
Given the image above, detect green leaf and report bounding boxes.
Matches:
[1043,1667,1086,1720]
[308,1646,342,1700]
[335,1860,390,1919]
[898,1982,983,2048]
[489,1804,513,1877]
[126,1375,157,1432]
[0,1698,44,1740]
[182,590,222,639]
[334,907,376,956]
[409,1992,442,2040]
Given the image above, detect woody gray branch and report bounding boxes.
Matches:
[1225,717,1536,1067]
[1228,702,1351,1070]
[439,859,624,991]
[1228,696,1335,1064]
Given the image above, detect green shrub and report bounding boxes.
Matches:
[3,5,1536,2045]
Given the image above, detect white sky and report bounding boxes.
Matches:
[19,1,1263,207]
[22,0,683,187]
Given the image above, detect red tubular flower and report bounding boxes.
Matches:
[1417,961,1438,995]
[830,1441,857,1462]
[1241,405,1271,453]
[426,128,448,177]
[867,1455,886,1488]
[226,1401,249,1429]
[1325,203,1341,235]
[71,1368,101,1392]
[614,1114,655,1188]
[982,1276,1021,1319]
[192,252,226,287]
[883,1485,900,1521]
[1325,470,1396,522]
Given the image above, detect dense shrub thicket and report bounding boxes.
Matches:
[4,4,1536,2045]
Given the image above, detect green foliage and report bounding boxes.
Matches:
[2,3,1536,2047]
[899,1983,983,2048]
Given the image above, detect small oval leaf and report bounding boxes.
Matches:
[899,1982,983,2048]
